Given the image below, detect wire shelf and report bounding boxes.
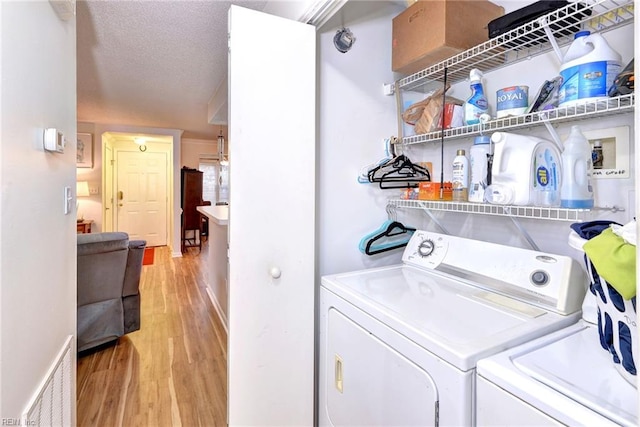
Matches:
[396,0,634,92]
[400,93,634,145]
[389,199,590,221]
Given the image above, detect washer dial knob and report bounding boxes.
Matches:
[418,239,435,257]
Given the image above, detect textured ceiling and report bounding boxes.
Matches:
[76,0,268,140]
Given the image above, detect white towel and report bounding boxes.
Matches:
[611,220,637,246]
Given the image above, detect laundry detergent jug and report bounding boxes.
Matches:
[485,132,562,206]
[558,32,622,106]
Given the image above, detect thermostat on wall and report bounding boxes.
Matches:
[43,128,66,153]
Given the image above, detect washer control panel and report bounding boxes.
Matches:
[400,231,587,315]
[402,231,449,269]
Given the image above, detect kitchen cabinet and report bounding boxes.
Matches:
[389,0,634,228]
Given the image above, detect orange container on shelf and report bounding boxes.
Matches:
[419,182,453,201]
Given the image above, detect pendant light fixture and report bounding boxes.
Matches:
[218,129,228,166]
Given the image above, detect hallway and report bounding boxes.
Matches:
[76,244,227,426]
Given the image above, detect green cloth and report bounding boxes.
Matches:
[583,227,636,299]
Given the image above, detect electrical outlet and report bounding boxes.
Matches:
[89,187,99,195]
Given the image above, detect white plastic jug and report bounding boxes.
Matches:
[558,33,622,106]
[560,125,594,208]
[532,145,561,207]
[486,132,561,206]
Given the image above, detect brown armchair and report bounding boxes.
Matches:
[77,232,146,353]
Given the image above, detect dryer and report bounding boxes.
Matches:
[319,231,587,426]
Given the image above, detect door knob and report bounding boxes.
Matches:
[270,267,281,279]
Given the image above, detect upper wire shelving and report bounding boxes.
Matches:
[394,0,635,145]
[396,0,634,93]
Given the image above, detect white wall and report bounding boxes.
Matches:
[181,137,219,169]
[318,1,635,277]
[0,1,77,419]
[318,0,407,276]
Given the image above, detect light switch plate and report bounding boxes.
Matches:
[64,186,72,214]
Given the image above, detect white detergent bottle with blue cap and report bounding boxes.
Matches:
[532,144,561,207]
[464,69,489,125]
[558,32,622,106]
[562,31,591,64]
[560,125,594,209]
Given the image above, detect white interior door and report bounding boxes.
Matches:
[228,5,315,426]
[116,150,168,246]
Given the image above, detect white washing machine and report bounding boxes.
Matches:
[319,230,587,426]
[476,294,638,426]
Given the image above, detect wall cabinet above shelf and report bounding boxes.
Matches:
[399,94,634,146]
[390,199,591,222]
[394,0,634,93]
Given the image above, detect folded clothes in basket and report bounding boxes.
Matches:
[583,227,636,299]
[612,220,637,246]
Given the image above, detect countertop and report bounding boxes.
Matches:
[197,205,228,226]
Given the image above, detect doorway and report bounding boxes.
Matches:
[116,150,168,246]
[102,132,173,247]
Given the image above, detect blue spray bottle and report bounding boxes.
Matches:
[464,69,489,126]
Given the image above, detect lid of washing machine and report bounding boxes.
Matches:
[512,324,638,426]
[321,264,579,371]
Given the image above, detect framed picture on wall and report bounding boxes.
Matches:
[77,133,93,168]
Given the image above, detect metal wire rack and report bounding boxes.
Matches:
[389,199,590,221]
[393,0,635,145]
[401,93,634,145]
[396,0,634,92]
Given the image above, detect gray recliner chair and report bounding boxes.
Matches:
[77,232,146,353]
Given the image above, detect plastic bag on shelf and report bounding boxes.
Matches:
[402,86,463,134]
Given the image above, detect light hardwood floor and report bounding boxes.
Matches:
[76,244,227,427]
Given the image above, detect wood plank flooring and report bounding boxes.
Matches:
[76,244,227,427]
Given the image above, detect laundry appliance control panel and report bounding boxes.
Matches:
[401,231,587,315]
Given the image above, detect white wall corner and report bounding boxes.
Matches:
[208,80,228,125]
[263,0,346,26]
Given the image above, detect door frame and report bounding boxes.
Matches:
[101,131,175,248]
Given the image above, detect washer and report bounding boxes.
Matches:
[476,296,638,426]
[319,231,587,426]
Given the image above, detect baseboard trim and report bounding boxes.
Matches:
[206,287,228,334]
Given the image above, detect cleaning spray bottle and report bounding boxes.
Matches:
[464,69,489,126]
[560,125,594,208]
